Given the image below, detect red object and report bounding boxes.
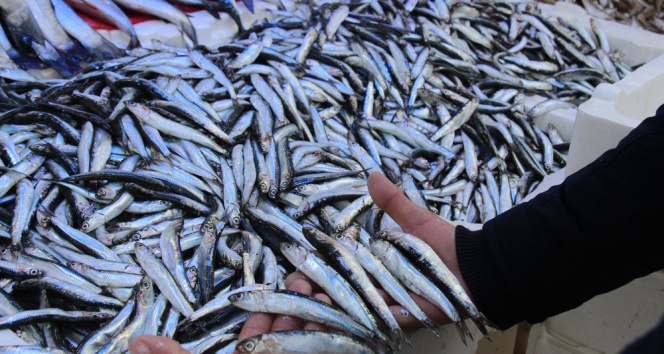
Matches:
[82,4,207,31]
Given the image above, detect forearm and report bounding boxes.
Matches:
[456,104,664,329]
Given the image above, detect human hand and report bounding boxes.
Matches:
[367,172,474,327]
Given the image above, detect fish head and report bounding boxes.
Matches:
[186,267,198,283]
[258,175,270,194]
[67,261,85,271]
[133,242,150,256]
[229,290,263,305]
[80,214,105,233]
[125,101,150,118]
[28,142,53,155]
[228,205,242,228]
[237,337,260,353]
[280,242,307,266]
[375,231,391,240]
[302,226,332,246]
[129,232,144,243]
[368,237,390,255]
[334,219,350,233]
[239,333,282,353]
[25,267,43,278]
[291,203,308,220]
[294,184,316,195]
[334,232,358,251]
[135,276,154,305]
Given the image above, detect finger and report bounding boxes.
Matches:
[390,306,426,329]
[129,335,188,354]
[368,172,437,233]
[270,278,312,331]
[236,312,275,344]
[285,272,322,293]
[303,293,332,331]
[376,288,396,306]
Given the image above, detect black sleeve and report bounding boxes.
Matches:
[455,103,664,330]
[621,315,664,353]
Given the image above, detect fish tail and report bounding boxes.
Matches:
[63,41,92,63]
[421,318,441,337]
[480,313,498,330]
[7,50,45,70]
[129,35,141,49]
[455,319,474,345]
[470,314,491,340]
[31,41,74,78]
[391,327,411,348]
[89,38,125,62]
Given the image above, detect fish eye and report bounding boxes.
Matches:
[131,234,141,241]
[335,234,344,240]
[141,281,150,290]
[236,293,245,300]
[82,222,89,230]
[285,244,292,250]
[243,340,256,352]
[29,269,40,276]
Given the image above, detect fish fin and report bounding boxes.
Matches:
[7,50,46,70]
[62,41,92,64]
[392,328,411,348]
[481,313,498,330]
[421,318,441,337]
[30,41,75,77]
[470,314,491,340]
[89,38,125,62]
[129,35,141,49]
[454,319,474,346]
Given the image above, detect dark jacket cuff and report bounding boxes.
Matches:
[455,225,523,330]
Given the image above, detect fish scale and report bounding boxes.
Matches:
[0,0,634,352]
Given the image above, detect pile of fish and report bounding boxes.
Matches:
[541,0,663,34]
[0,0,635,353]
[0,0,249,78]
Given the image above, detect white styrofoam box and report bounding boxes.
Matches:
[539,2,664,67]
[566,54,664,175]
[535,2,664,176]
[526,271,664,354]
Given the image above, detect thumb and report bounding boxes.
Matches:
[129,335,189,354]
[368,172,440,234]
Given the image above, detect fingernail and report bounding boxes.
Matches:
[131,341,151,354]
